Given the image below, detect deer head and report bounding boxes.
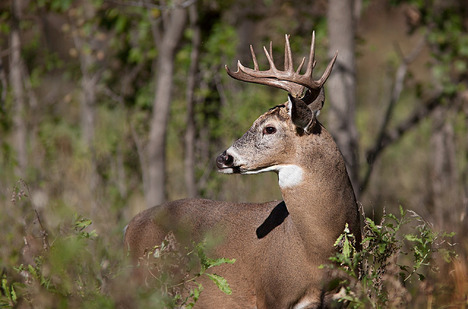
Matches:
[217,33,337,188]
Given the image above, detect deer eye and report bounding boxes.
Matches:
[263,126,277,135]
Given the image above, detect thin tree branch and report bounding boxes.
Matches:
[102,85,124,104]
[361,37,426,192]
[362,91,447,192]
[14,179,50,252]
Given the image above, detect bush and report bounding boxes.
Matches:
[325,206,457,308]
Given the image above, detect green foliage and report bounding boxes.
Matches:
[195,242,235,295]
[203,22,238,64]
[0,179,235,308]
[0,11,11,34]
[326,206,456,308]
[136,234,235,308]
[74,214,98,239]
[0,209,234,309]
[4,213,103,305]
[392,0,467,95]
[0,275,20,307]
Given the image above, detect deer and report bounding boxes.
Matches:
[124,32,361,309]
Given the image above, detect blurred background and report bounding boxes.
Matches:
[0,0,467,306]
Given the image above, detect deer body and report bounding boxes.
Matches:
[124,34,361,308]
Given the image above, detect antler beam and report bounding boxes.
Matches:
[225,32,338,98]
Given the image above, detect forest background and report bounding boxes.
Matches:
[0,0,467,307]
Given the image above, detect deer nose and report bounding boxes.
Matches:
[216,151,234,168]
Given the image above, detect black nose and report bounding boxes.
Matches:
[216,151,234,168]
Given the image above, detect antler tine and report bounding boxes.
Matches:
[263,44,278,72]
[296,57,306,74]
[284,34,294,72]
[316,51,338,86]
[263,42,277,72]
[305,31,316,76]
[269,41,273,62]
[249,45,259,71]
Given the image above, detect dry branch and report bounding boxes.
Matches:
[362,91,449,192]
[361,37,426,193]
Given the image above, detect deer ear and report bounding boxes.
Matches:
[287,94,314,133]
[303,88,325,116]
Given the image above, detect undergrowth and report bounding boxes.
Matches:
[326,206,459,308]
[1,180,464,308]
[135,233,235,308]
[0,180,234,308]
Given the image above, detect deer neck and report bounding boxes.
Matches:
[278,128,357,262]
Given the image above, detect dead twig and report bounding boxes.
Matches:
[12,179,50,252]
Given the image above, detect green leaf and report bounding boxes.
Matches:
[334,233,344,247]
[206,273,232,295]
[206,257,236,269]
[342,236,351,258]
[129,48,143,63]
[51,0,72,12]
[366,218,380,233]
[378,243,386,254]
[186,283,203,309]
[443,231,456,238]
[115,16,128,33]
[399,205,405,217]
[405,234,421,242]
[10,284,17,303]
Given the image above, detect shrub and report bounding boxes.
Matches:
[325,206,457,308]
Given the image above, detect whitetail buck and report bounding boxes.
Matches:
[124,33,361,308]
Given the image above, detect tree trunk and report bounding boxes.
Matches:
[184,4,201,198]
[462,103,468,236]
[80,67,97,152]
[146,2,188,207]
[10,0,27,178]
[71,2,101,193]
[327,0,360,197]
[430,108,459,229]
[79,60,101,193]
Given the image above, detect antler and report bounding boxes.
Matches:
[225,32,337,99]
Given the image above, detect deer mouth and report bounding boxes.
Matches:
[217,166,242,174]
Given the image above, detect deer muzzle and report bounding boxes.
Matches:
[216,151,234,170]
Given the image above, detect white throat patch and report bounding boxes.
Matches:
[244,164,304,189]
[277,165,304,188]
